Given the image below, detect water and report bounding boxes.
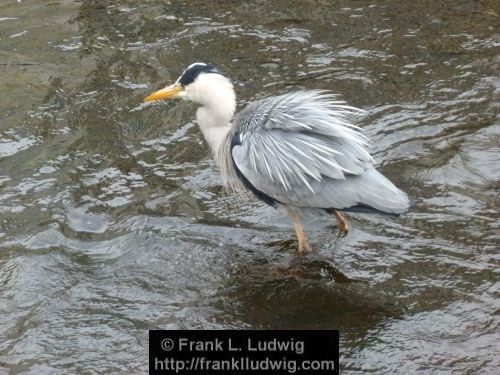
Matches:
[1,1,499,373]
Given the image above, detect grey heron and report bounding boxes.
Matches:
[144,63,411,253]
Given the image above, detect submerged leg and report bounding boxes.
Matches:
[333,211,349,237]
[293,219,310,253]
[284,206,310,253]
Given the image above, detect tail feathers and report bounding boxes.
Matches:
[328,198,414,216]
[343,167,413,215]
[330,204,399,216]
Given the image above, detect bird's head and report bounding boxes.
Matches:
[144,63,235,116]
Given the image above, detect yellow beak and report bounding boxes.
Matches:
[144,83,182,102]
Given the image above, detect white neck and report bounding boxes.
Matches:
[196,107,233,156]
[190,75,236,157]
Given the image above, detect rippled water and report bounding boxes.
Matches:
[1,1,499,373]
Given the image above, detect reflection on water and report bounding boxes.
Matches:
[0,0,499,373]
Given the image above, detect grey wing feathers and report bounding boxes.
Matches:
[231,90,411,213]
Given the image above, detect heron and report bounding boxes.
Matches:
[144,63,411,253]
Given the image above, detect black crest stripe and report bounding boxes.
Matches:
[178,63,218,86]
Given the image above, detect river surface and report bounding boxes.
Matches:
[1,1,499,374]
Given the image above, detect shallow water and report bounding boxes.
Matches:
[1,0,499,373]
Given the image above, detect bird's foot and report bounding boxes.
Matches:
[334,211,349,238]
[297,237,311,254]
[338,226,349,238]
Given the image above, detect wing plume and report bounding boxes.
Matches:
[226,90,410,213]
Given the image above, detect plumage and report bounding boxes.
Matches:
[229,91,410,213]
[144,62,412,252]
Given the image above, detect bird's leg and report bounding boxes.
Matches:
[293,220,310,254]
[333,211,349,237]
[284,207,310,253]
